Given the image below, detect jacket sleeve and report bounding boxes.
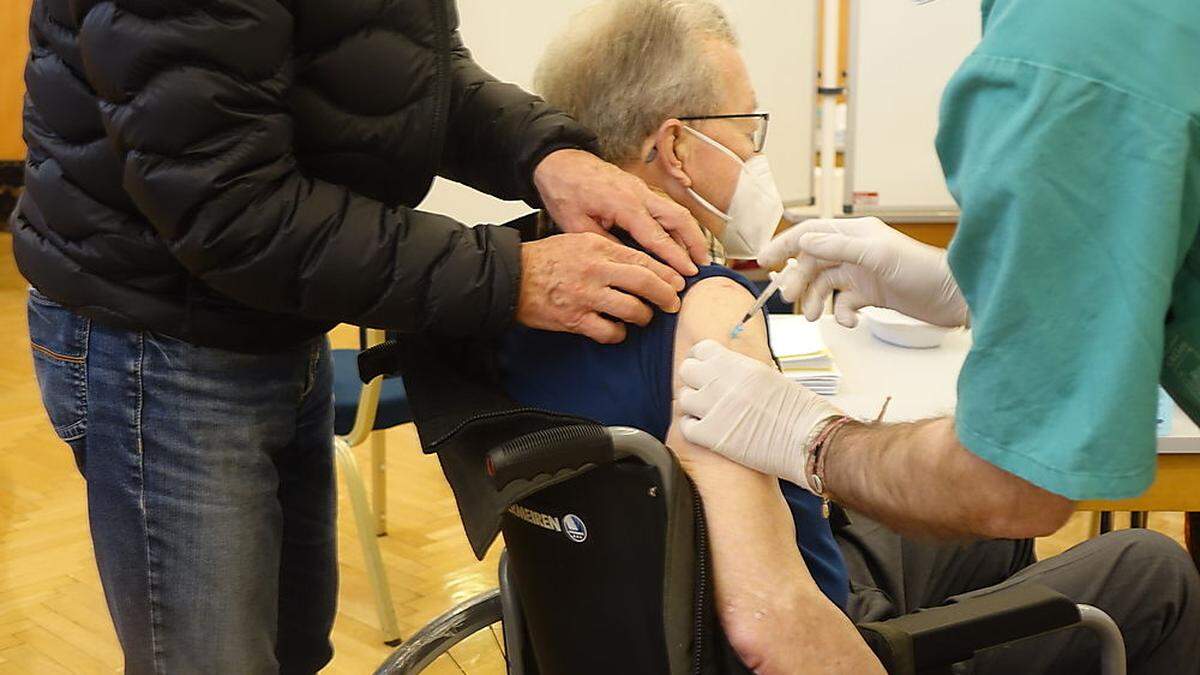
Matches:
[75,0,520,338]
[438,30,599,205]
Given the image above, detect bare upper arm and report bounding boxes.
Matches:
[667,276,777,470]
[670,276,774,399]
[663,275,790,528]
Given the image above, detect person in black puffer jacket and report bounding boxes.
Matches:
[17,1,710,672]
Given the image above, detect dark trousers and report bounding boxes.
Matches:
[836,512,1200,675]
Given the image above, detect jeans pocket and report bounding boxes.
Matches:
[27,289,89,468]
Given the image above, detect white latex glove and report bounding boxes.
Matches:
[678,339,842,491]
[759,217,969,328]
[782,208,809,225]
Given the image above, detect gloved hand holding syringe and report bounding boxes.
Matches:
[758,217,970,329]
[731,215,972,338]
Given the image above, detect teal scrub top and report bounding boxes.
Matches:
[936,0,1200,499]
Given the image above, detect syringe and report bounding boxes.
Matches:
[730,258,797,339]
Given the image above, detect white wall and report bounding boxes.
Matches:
[723,0,818,207]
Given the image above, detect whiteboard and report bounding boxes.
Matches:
[843,0,981,217]
[418,0,818,225]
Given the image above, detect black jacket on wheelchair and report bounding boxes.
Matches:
[365,335,1123,675]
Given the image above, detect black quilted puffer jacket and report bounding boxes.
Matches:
[15,0,596,352]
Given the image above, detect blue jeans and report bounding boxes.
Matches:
[27,289,338,674]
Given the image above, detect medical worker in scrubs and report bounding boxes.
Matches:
[678,0,1200,541]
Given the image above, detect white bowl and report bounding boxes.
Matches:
[860,307,949,349]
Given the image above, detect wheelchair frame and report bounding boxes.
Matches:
[376,427,1127,675]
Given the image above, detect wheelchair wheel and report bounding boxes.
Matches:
[375,589,507,675]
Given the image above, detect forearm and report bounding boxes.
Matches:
[685,455,807,618]
[823,417,1074,539]
[680,453,883,675]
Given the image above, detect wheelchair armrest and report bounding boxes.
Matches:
[857,584,1081,673]
[486,424,616,489]
[485,425,678,487]
[485,425,683,505]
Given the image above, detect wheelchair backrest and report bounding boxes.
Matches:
[503,459,671,674]
[368,336,752,674]
[497,427,753,675]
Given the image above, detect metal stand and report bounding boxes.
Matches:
[818,0,841,219]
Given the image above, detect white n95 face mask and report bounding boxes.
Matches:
[683,126,784,259]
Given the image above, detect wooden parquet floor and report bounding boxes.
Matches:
[0,232,1184,673]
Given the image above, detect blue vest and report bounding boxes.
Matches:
[498,265,850,609]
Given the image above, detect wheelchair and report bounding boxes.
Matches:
[375,425,1127,675]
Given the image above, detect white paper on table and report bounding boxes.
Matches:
[767,314,827,358]
[769,315,841,395]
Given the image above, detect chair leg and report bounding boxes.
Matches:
[372,430,388,537]
[335,437,402,645]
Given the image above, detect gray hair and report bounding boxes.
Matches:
[534,0,738,163]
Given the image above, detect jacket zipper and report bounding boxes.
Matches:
[689,477,707,675]
[428,0,450,177]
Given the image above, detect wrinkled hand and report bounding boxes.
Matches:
[533,149,710,276]
[678,339,842,490]
[760,217,969,328]
[517,232,685,344]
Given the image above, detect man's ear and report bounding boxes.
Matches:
[646,119,692,189]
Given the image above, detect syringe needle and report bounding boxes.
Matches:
[729,258,796,338]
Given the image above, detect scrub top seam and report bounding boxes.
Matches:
[965,53,1200,128]
[955,419,1156,500]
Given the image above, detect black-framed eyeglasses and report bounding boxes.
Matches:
[678,111,770,153]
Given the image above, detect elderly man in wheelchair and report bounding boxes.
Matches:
[376,1,1200,673]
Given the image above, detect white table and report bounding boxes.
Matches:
[808,316,1200,520]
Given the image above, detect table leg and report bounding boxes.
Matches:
[1187,512,1200,572]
